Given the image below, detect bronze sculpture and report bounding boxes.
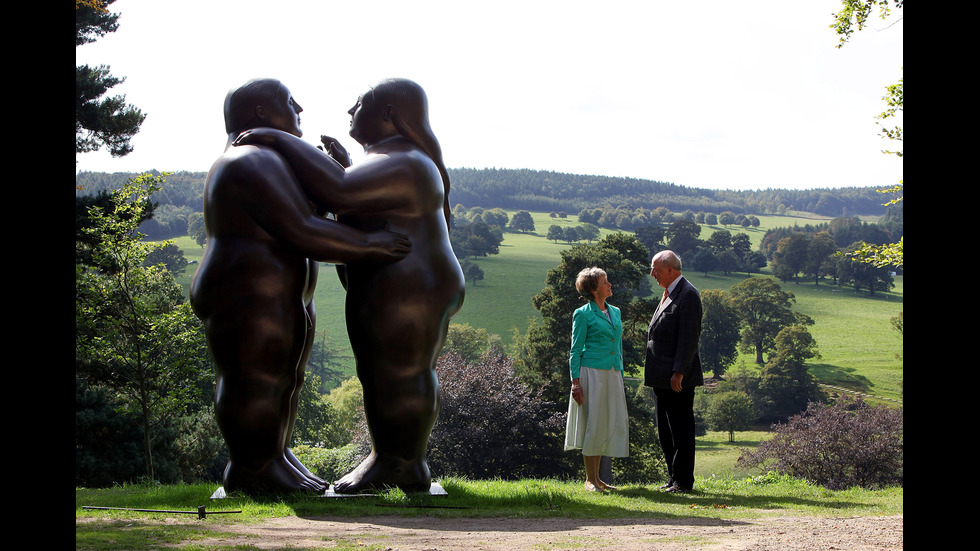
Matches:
[235,78,464,493]
[190,78,411,495]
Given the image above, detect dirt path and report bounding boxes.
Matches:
[187,514,903,550]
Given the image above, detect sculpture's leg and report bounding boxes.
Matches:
[283,302,328,488]
[334,364,437,494]
[208,309,325,495]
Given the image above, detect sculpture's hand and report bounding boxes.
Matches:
[233,127,282,147]
[320,135,352,168]
[365,228,411,262]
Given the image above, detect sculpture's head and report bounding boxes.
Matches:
[350,78,452,225]
[348,78,430,148]
[224,78,303,137]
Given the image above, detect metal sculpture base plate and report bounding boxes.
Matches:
[211,482,447,499]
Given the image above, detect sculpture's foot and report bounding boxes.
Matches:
[333,452,431,494]
[223,457,327,496]
[285,447,327,487]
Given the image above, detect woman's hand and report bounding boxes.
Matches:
[571,379,583,405]
[320,135,352,168]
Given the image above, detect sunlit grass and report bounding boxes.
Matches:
[76,476,901,525]
[164,211,901,401]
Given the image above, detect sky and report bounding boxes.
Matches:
[75,0,903,192]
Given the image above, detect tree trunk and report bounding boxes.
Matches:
[142,397,154,480]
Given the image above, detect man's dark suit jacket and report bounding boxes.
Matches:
[644,276,704,390]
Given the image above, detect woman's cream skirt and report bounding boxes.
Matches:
[564,366,629,457]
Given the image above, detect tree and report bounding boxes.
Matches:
[830,0,903,48]
[509,210,535,233]
[462,261,485,286]
[634,225,666,257]
[577,223,600,243]
[562,226,580,243]
[832,1,904,268]
[442,323,502,364]
[706,391,755,442]
[771,234,809,283]
[187,212,206,247]
[716,250,739,275]
[481,208,509,228]
[450,219,503,259]
[76,174,213,481]
[323,377,365,447]
[143,242,188,276]
[291,371,345,448]
[804,232,838,284]
[758,325,825,418]
[513,233,652,403]
[706,230,732,254]
[690,249,718,276]
[307,331,351,391]
[665,219,702,259]
[698,289,741,378]
[728,277,813,364]
[76,0,146,159]
[731,232,752,264]
[837,243,895,295]
[547,225,565,243]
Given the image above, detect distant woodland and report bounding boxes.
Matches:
[76,168,896,241]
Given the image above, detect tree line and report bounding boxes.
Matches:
[75,168,895,242]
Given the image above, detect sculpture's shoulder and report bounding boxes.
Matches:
[375,143,437,174]
[215,145,291,182]
[205,146,295,202]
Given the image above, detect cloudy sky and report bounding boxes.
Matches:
[75,0,903,191]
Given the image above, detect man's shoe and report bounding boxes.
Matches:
[664,483,692,493]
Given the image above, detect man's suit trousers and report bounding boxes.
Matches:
[654,386,696,490]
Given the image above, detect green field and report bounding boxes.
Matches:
[170,210,903,403]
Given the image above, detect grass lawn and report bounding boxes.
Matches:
[166,210,902,402]
[695,430,772,480]
[76,475,902,525]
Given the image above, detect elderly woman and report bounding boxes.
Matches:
[565,267,629,492]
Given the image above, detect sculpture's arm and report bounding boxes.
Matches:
[234,128,419,216]
[222,148,410,263]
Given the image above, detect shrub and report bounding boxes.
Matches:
[737,397,902,489]
[76,379,145,487]
[427,352,572,480]
[706,390,755,442]
[294,443,364,484]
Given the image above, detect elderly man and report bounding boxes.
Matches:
[644,250,704,493]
